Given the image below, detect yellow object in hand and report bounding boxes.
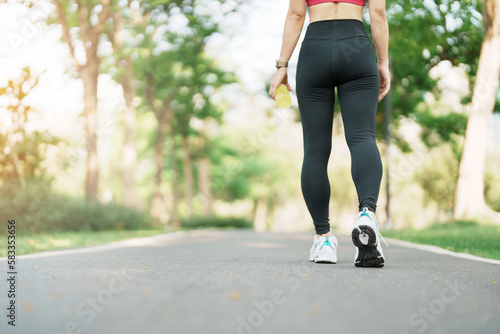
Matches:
[275,84,292,109]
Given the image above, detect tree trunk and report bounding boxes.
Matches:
[253,198,268,232]
[198,157,213,217]
[53,0,111,203]
[167,115,181,227]
[181,136,195,218]
[120,57,137,207]
[107,8,137,207]
[81,62,99,203]
[150,121,165,221]
[455,0,500,223]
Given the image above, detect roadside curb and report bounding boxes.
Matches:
[386,237,500,265]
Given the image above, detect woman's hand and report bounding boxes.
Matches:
[377,62,391,102]
[269,67,291,100]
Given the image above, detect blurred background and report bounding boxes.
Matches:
[0,0,499,243]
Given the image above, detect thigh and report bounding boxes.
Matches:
[335,35,380,141]
[337,72,379,143]
[337,74,379,137]
[296,39,336,150]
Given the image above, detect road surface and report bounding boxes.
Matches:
[1,229,499,334]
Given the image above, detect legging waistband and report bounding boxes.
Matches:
[305,19,368,39]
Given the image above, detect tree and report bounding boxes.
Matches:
[51,0,112,202]
[0,67,59,186]
[106,3,141,207]
[135,0,237,222]
[167,24,234,219]
[455,0,500,222]
[142,56,175,222]
[210,134,291,232]
[368,1,500,223]
[377,0,484,147]
[414,145,458,221]
[104,1,167,208]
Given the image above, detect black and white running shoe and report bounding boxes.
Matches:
[350,207,388,268]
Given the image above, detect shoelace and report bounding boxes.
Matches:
[314,236,337,250]
[319,236,336,250]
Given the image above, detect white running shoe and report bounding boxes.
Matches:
[351,207,388,267]
[309,234,338,263]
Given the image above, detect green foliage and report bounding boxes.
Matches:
[330,165,357,212]
[132,0,239,199]
[415,111,468,147]
[212,155,272,202]
[383,219,500,260]
[209,134,289,205]
[485,167,500,212]
[414,145,458,211]
[0,180,158,235]
[0,67,60,185]
[370,0,485,142]
[181,216,252,229]
[428,219,479,229]
[134,0,237,128]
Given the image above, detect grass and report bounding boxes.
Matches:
[0,228,171,257]
[382,220,500,260]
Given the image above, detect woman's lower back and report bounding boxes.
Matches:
[308,2,364,23]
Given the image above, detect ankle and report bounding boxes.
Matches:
[316,231,333,239]
[361,207,375,214]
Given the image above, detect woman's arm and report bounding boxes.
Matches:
[269,0,306,99]
[368,0,390,101]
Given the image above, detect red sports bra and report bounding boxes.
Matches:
[306,0,366,7]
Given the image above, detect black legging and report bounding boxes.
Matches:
[296,19,383,235]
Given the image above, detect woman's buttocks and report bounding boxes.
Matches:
[299,19,378,87]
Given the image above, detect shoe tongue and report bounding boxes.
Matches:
[360,208,371,219]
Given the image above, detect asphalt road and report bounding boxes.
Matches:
[1,229,499,334]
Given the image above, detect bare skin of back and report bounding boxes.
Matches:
[308,2,364,23]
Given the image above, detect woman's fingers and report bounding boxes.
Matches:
[378,79,391,102]
[378,85,387,102]
[269,68,288,99]
[377,63,391,102]
[269,80,279,99]
[270,85,278,99]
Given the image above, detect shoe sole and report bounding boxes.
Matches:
[314,250,337,264]
[314,257,337,264]
[314,258,337,264]
[351,225,384,268]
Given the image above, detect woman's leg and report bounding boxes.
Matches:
[296,38,336,235]
[337,71,382,213]
[298,91,335,235]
